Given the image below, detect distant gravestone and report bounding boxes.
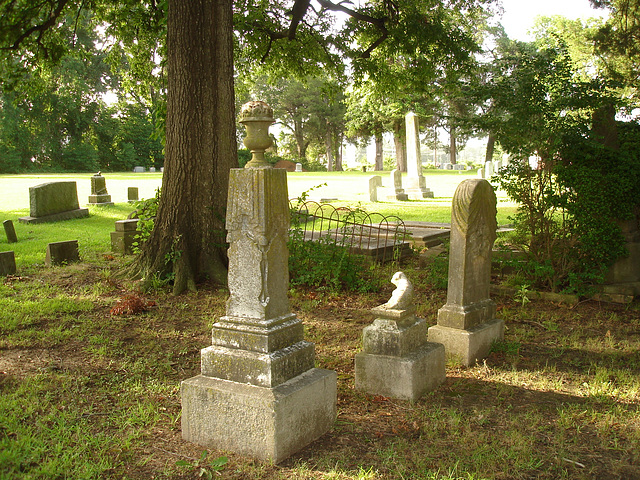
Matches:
[18,182,89,224]
[428,179,504,366]
[133,166,145,173]
[88,174,113,206]
[390,169,408,201]
[368,175,382,202]
[295,163,303,172]
[111,219,139,255]
[46,240,80,266]
[0,251,16,276]
[477,168,485,179]
[3,220,17,243]
[128,187,139,203]
[484,161,494,178]
[149,167,156,173]
[355,272,445,400]
[405,112,434,199]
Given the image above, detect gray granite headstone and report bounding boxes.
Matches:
[127,187,139,203]
[3,220,17,243]
[46,240,80,266]
[19,182,89,224]
[0,251,16,276]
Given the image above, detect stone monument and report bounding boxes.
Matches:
[3,220,17,243]
[0,251,16,276]
[181,101,337,464]
[19,181,89,224]
[111,219,139,255]
[88,173,113,206]
[389,169,408,201]
[355,272,445,401]
[46,240,80,266]
[405,112,434,199]
[128,187,139,203]
[428,179,504,366]
[368,175,382,202]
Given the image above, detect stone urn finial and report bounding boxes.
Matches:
[239,101,274,168]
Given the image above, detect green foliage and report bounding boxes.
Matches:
[175,451,228,479]
[132,188,160,254]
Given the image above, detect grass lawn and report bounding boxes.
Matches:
[2,172,637,479]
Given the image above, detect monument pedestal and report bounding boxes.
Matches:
[355,303,445,401]
[88,194,113,206]
[405,177,434,199]
[181,368,336,464]
[428,318,504,366]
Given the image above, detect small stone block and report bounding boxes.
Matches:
[0,251,17,276]
[115,219,139,232]
[180,368,337,464]
[355,342,445,401]
[110,231,138,255]
[362,316,427,357]
[46,240,80,266]
[128,187,139,202]
[88,194,113,205]
[3,220,17,243]
[428,318,504,367]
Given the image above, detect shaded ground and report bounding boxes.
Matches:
[1,259,639,479]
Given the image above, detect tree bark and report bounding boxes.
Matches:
[393,120,406,172]
[374,130,383,171]
[485,133,495,163]
[335,134,343,171]
[134,0,236,294]
[449,125,457,165]
[325,126,334,171]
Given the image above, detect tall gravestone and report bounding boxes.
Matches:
[181,101,337,464]
[88,173,113,206]
[128,187,139,203]
[3,220,17,243]
[0,251,16,276]
[368,175,382,202]
[428,179,504,366]
[18,181,89,224]
[355,272,445,401]
[405,112,434,199]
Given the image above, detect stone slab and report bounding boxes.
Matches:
[181,368,337,464]
[428,318,504,367]
[355,342,446,401]
[0,251,16,276]
[362,316,427,357]
[18,208,89,224]
[88,194,113,205]
[115,219,139,232]
[46,240,80,266]
[3,220,17,243]
[28,181,80,217]
[110,231,137,255]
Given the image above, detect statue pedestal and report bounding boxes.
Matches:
[429,318,504,366]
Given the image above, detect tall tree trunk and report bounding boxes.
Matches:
[335,134,343,171]
[374,130,383,171]
[485,133,496,163]
[449,125,457,165]
[325,126,334,171]
[135,0,236,294]
[393,120,406,172]
[294,117,306,160]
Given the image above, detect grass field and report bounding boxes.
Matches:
[3,170,637,479]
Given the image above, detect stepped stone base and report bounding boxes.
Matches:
[181,368,337,464]
[18,208,89,224]
[428,318,504,367]
[355,342,445,401]
[88,194,113,206]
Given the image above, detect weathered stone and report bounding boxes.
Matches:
[3,220,17,243]
[133,166,145,173]
[19,182,89,224]
[405,112,434,199]
[111,219,139,254]
[295,162,302,172]
[88,174,113,205]
[0,251,16,276]
[181,102,336,463]
[428,179,504,366]
[389,169,409,201]
[127,187,139,202]
[46,240,80,266]
[355,272,445,401]
[368,175,382,202]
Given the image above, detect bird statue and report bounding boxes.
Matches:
[382,271,413,310]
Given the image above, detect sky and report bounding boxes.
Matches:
[500,0,609,41]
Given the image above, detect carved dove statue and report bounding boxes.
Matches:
[382,271,413,310]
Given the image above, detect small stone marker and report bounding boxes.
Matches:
[149,167,156,173]
[405,112,434,199]
[110,219,139,254]
[19,181,89,224]
[181,101,336,464]
[390,169,409,201]
[127,187,139,203]
[355,272,445,400]
[428,179,504,366]
[477,167,485,179]
[0,251,16,276]
[46,240,80,266]
[368,175,382,202]
[3,220,17,243]
[295,162,302,172]
[133,166,145,173]
[88,173,113,206]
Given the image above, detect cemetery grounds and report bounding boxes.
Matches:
[0,171,639,479]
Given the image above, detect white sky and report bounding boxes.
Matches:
[500,0,609,40]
